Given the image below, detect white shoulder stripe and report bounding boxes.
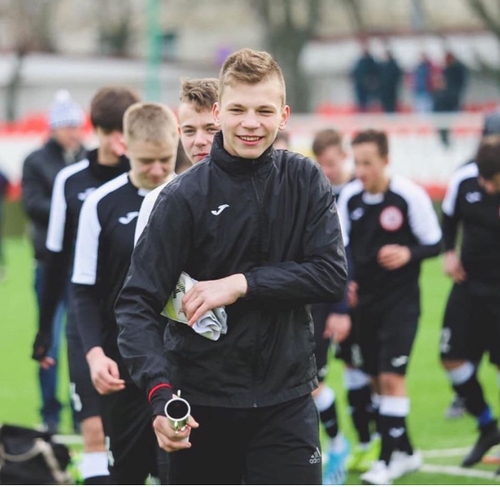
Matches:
[442,163,478,217]
[336,179,363,246]
[46,160,90,252]
[390,175,442,245]
[72,173,129,285]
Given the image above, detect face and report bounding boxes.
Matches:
[479,174,500,195]
[127,136,178,190]
[213,77,290,159]
[52,126,83,153]
[178,103,219,163]
[95,127,127,165]
[316,145,347,185]
[353,142,389,194]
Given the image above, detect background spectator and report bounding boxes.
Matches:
[378,48,403,113]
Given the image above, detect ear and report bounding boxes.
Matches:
[213,102,220,125]
[279,105,290,130]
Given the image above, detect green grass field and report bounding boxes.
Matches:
[1,237,499,484]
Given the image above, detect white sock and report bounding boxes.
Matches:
[81,451,109,479]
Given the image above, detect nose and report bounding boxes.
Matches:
[194,131,208,147]
[241,111,260,129]
[149,161,165,178]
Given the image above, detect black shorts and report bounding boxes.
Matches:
[353,289,420,376]
[99,382,166,484]
[440,282,500,366]
[66,306,101,422]
[168,394,322,485]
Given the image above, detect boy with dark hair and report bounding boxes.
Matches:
[337,129,442,484]
[31,85,140,484]
[116,48,347,485]
[440,134,500,472]
[311,128,380,480]
[71,102,179,484]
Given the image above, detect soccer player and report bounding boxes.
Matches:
[337,129,442,484]
[71,102,179,484]
[312,128,379,480]
[31,85,140,484]
[134,77,219,242]
[22,89,86,434]
[440,134,500,470]
[115,48,347,485]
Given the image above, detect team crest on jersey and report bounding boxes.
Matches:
[379,206,403,231]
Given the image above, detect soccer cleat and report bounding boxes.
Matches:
[445,395,466,419]
[388,451,422,479]
[323,434,350,485]
[360,461,392,485]
[462,424,500,467]
[347,437,381,473]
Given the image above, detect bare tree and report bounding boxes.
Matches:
[253,0,321,112]
[97,0,134,57]
[5,0,56,120]
[468,0,500,83]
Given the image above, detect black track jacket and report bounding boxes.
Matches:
[115,132,347,415]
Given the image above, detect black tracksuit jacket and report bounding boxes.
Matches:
[115,132,347,415]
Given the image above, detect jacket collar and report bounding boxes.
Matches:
[210,132,274,177]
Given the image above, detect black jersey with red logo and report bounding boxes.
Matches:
[337,175,442,299]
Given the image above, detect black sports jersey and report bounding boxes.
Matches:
[442,161,500,286]
[37,151,130,341]
[337,175,442,298]
[72,173,148,373]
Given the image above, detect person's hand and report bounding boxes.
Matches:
[324,313,351,343]
[443,250,467,283]
[377,244,411,270]
[32,332,56,369]
[348,281,358,308]
[153,409,199,452]
[86,347,125,395]
[182,274,247,326]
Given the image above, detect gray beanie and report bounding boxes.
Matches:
[49,90,84,129]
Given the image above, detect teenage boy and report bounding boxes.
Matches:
[71,102,179,484]
[115,48,347,485]
[134,77,219,242]
[311,128,380,480]
[31,86,140,484]
[337,129,442,484]
[440,134,500,470]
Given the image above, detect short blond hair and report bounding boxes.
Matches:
[219,48,286,106]
[180,78,218,112]
[124,102,179,145]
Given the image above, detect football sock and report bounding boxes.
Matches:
[347,386,372,444]
[448,362,492,426]
[314,385,339,439]
[81,452,109,484]
[379,395,412,464]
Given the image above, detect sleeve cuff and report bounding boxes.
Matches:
[148,384,173,417]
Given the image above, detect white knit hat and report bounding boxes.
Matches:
[49,90,84,129]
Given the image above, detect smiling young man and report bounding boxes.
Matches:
[337,129,442,484]
[115,48,347,485]
[71,102,178,484]
[440,134,500,471]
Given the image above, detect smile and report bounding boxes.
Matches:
[239,136,262,142]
